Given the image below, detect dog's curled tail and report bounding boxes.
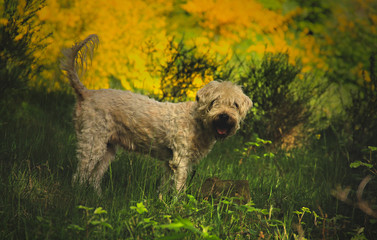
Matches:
[61,34,99,101]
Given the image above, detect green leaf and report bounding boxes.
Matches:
[158,218,201,235]
[205,235,221,240]
[350,161,361,168]
[293,210,302,215]
[301,207,311,214]
[179,218,201,234]
[264,152,275,158]
[267,219,284,227]
[257,138,272,144]
[67,224,85,231]
[131,202,148,214]
[78,205,93,211]
[361,162,373,168]
[368,146,377,152]
[260,209,269,215]
[101,222,113,229]
[90,220,101,226]
[158,222,185,231]
[313,211,319,218]
[350,161,373,169]
[94,207,107,215]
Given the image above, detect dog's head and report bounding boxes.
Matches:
[195,81,252,139]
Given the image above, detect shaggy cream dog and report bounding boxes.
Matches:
[61,34,252,194]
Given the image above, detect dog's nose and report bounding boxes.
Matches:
[219,113,229,121]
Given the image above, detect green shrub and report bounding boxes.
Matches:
[238,52,316,147]
[0,0,47,98]
[158,38,232,102]
[343,53,377,156]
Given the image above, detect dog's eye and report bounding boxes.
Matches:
[196,95,200,102]
[209,99,216,109]
[234,102,239,109]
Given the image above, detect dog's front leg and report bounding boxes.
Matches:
[171,160,190,192]
[158,160,188,199]
[176,168,188,192]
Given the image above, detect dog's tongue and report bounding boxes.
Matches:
[217,128,227,135]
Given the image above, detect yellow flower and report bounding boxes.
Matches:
[0,18,8,25]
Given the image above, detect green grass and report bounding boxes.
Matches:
[0,90,375,239]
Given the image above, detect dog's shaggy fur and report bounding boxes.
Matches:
[61,34,252,194]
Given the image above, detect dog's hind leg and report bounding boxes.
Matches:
[89,143,116,195]
[72,129,112,190]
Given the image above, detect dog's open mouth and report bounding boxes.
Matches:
[213,113,235,139]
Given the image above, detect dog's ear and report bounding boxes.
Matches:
[196,81,220,103]
[239,94,253,118]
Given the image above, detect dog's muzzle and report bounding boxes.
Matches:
[213,113,236,139]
